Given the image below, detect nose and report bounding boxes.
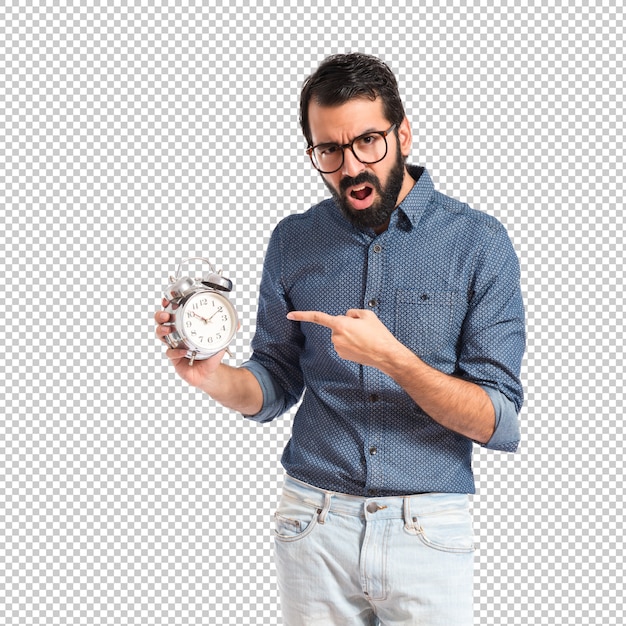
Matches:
[341,146,366,178]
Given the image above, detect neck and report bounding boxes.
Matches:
[372,166,416,235]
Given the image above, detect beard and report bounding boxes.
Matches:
[322,143,406,230]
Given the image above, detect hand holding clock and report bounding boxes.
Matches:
[155,258,262,414]
[155,302,262,416]
[156,303,231,384]
[157,258,239,367]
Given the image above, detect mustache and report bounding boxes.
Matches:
[339,172,381,194]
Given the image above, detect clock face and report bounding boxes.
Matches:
[179,290,238,354]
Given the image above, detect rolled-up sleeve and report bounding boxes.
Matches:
[240,222,305,423]
[480,385,521,452]
[240,359,294,423]
[459,222,526,452]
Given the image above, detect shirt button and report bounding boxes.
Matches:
[369,394,379,402]
[373,244,382,253]
[367,298,378,308]
[369,446,377,455]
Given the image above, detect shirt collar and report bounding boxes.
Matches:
[392,165,433,231]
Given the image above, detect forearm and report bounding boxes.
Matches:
[287,308,497,443]
[197,363,264,417]
[381,342,495,444]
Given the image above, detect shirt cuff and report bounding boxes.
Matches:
[239,359,286,423]
[480,385,521,452]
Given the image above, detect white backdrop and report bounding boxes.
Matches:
[1,1,624,624]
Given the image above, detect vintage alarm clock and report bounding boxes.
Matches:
[162,257,238,366]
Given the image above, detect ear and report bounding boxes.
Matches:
[397,117,413,158]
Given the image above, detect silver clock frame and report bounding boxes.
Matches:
[162,257,238,365]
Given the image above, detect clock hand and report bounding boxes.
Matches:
[190,311,210,323]
[207,309,222,322]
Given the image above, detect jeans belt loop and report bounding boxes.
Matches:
[403,495,423,533]
[403,496,412,530]
[317,492,332,525]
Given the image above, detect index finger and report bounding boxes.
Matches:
[287,310,337,328]
[155,310,170,324]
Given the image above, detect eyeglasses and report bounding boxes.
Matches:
[306,123,397,174]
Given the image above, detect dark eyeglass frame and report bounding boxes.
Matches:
[306,123,397,174]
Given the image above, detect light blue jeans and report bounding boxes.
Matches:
[274,475,475,626]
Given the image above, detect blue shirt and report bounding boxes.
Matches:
[242,166,525,496]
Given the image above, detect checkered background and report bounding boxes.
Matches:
[1,1,623,624]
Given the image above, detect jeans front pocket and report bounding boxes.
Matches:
[396,290,458,359]
[406,499,475,554]
[274,494,320,543]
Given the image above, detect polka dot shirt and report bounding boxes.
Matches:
[242,167,525,496]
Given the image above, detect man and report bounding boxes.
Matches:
[155,53,525,625]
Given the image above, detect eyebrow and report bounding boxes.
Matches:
[314,127,382,147]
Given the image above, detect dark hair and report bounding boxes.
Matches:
[300,53,406,147]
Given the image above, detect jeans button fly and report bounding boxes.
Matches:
[366,502,380,514]
[366,502,388,514]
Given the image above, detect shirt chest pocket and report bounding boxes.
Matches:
[396,290,459,359]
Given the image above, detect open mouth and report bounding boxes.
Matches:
[350,185,374,201]
[338,174,379,213]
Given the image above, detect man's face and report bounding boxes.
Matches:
[307,97,413,232]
